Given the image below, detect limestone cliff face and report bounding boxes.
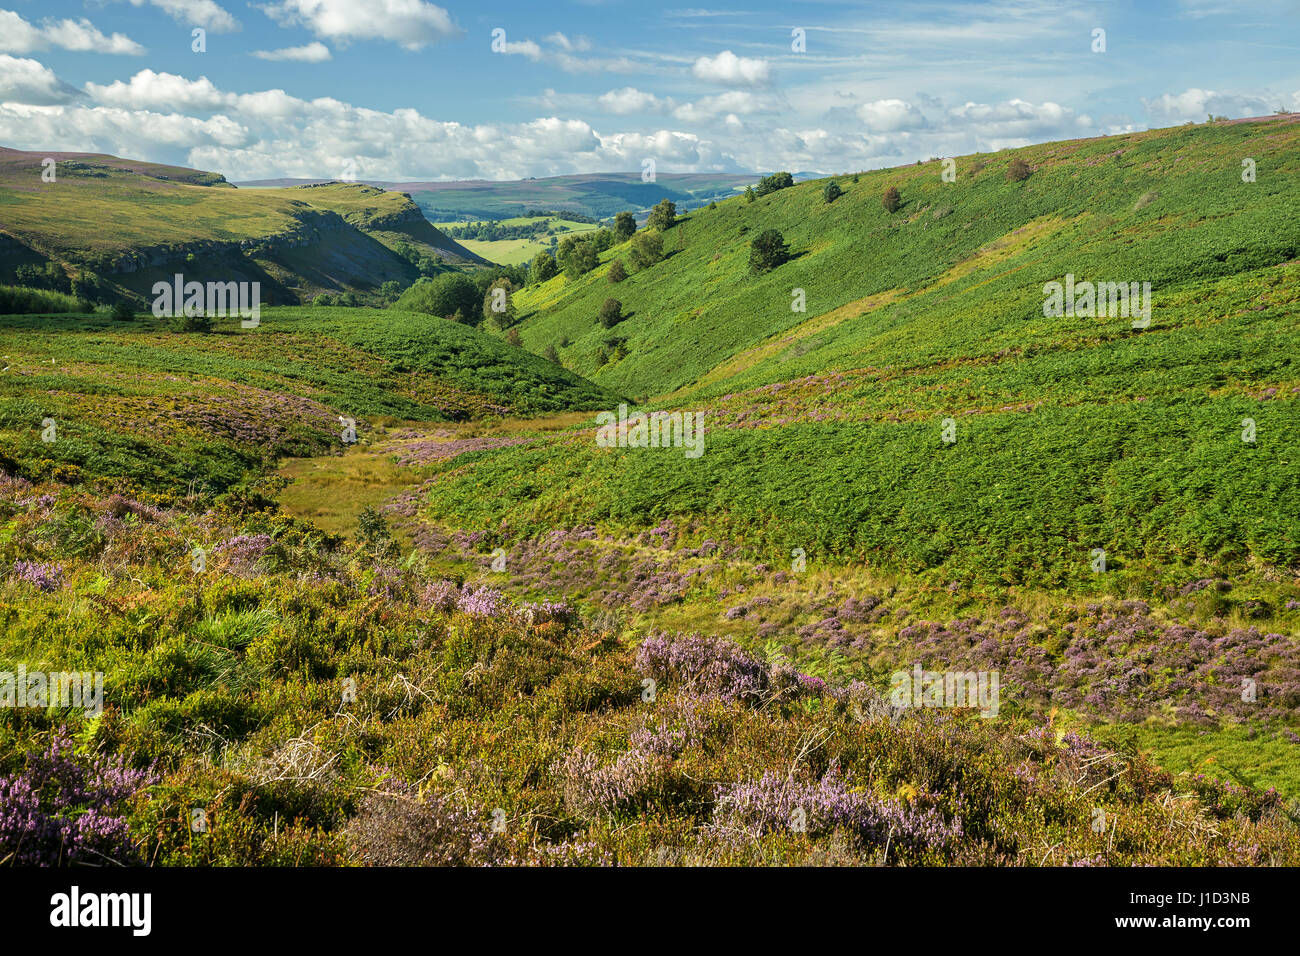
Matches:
[106,210,352,274]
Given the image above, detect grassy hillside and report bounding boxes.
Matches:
[2,479,1295,866]
[7,472,1299,867]
[417,118,1300,589]
[0,150,484,304]
[0,307,618,495]
[513,116,1300,400]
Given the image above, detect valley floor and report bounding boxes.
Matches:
[276,419,1300,803]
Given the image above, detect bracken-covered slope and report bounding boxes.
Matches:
[513,115,1300,401]
[417,117,1300,593]
[0,147,486,303]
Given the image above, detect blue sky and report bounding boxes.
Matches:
[1,0,1298,181]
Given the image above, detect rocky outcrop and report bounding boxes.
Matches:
[104,210,353,274]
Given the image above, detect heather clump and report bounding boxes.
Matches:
[559,748,667,819]
[635,634,769,704]
[344,789,516,866]
[214,533,275,571]
[0,729,157,866]
[710,767,963,859]
[10,559,65,592]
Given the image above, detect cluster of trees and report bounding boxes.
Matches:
[393,240,445,277]
[522,209,596,223]
[753,172,795,197]
[14,261,71,293]
[6,262,123,311]
[391,264,528,327]
[523,200,678,288]
[11,261,110,303]
[443,220,551,241]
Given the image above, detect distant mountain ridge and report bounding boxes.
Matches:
[233,171,805,221]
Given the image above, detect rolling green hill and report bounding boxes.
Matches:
[414,117,1300,594]
[0,148,486,305]
[511,116,1300,401]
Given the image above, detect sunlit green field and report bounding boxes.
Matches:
[435,216,601,265]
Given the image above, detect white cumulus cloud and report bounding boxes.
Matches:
[117,0,240,33]
[251,42,332,62]
[857,98,928,132]
[598,87,667,114]
[0,55,81,105]
[86,70,231,111]
[0,10,145,55]
[692,50,771,87]
[263,0,460,50]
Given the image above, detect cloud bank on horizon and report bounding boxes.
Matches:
[0,0,1297,182]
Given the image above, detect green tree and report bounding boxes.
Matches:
[749,229,789,274]
[394,271,480,321]
[754,171,794,197]
[646,199,676,231]
[558,237,599,279]
[110,301,135,321]
[882,186,902,213]
[599,298,623,328]
[607,259,627,283]
[529,250,558,284]
[823,181,843,204]
[543,344,561,364]
[613,211,637,242]
[744,186,756,203]
[168,314,212,333]
[628,231,664,271]
[482,277,515,326]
